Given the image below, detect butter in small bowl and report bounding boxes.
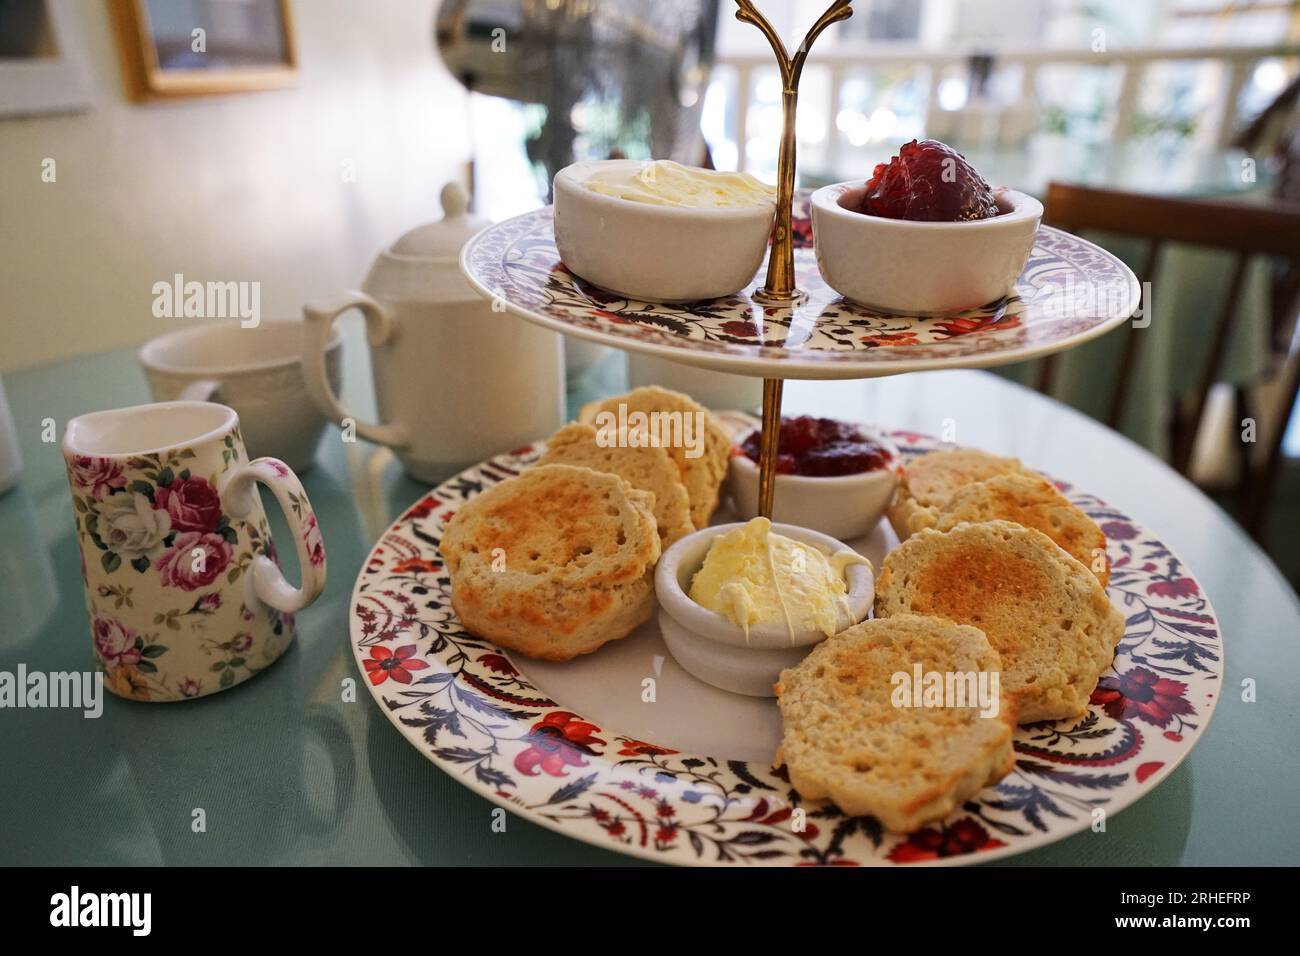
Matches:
[656,518,874,697]
[553,159,776,302]
[582,160,776,209]
[689,517,869,642]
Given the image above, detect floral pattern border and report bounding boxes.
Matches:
[461,200,1139,369]
[350,434,1222,866]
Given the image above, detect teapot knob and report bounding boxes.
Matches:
[440,181,469,219]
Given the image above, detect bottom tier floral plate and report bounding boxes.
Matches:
[350,431,1223,866]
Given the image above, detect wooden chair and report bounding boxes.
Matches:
[1035,181,1300,537]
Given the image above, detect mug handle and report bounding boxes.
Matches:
[179,379,220,402]
[302,292,409,449]
[218,457,326,613]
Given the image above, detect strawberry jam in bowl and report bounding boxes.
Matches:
[811,139,1042,315]
[728,415,900,541]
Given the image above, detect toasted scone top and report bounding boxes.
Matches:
[579,385,730,528]
[902,448,1025,510]
[935,472,1109,585]
[441,464,659,589]
[907,539,1051,635]
[875,520,1123,723]
[775,614,1016,831]
[538,422,694,550]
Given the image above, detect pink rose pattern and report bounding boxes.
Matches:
[154,531,233,591]
[92,614,141,668]
[153,475,222,533]
[70,456,127,500]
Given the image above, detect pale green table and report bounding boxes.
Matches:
[1,342,1297,866]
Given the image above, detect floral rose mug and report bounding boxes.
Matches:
[62,401,327,701]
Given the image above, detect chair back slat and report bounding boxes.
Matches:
[1041,182,1300,467]
[1043,183,1300,256]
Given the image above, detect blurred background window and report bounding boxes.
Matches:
[446,2,1299,208]
[690,0,1300,188]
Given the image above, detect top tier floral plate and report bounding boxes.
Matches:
[460,194,1139,380]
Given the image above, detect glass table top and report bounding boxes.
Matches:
[1,336,1297,865]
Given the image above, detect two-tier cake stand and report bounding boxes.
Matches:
[348,3,1223,872]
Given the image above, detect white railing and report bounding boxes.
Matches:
[716,42,1300,173]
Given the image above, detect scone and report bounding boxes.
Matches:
[875,520,1123,723]
[934,472,1110,586]
[775,614,1015,833]
[888,448,1025,540]
[538,422,694,550]
[579,386,730,528]
[440,464,660,661]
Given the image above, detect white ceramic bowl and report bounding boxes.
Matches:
[553,160,775,302]
[811,182,1043,315]
[139,319,341,473]
[727,430,901,541]
[655,522,874,697]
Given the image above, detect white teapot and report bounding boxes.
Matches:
[302,183,565,483]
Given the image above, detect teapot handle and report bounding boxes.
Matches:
[302,292,409,450]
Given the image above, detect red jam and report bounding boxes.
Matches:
[741,416,892,477]
[855,139,999,222]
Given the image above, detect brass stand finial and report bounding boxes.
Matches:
[734,2,852,518]
[734,0,853,304]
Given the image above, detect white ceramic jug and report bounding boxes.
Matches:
[302,183,565,483]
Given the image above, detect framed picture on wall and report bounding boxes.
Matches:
[109,0,297,100]
[0,0,91,118]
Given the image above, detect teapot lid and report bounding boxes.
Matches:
[362,181,490,305]
[389,182,487,260]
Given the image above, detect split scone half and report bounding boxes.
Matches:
[933,472,1110,586]
[579,385,731,529]
[538,422,694,551]
[440,464,660,661]
[875,520,1124,723]
[775,614,1016,833]
[888,447,1026,541]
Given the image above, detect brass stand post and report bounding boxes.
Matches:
[757,377,785,517]
[734,1,853,517]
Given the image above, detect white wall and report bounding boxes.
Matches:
[0,0,470,372]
